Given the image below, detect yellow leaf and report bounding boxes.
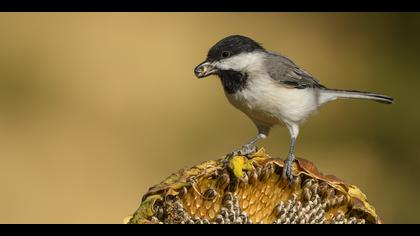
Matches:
[243,159,255,171]
[348,185,378,220]
[229,156,245,178]
[130,195,163,223]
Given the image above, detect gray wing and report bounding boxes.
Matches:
[264,52,325,89]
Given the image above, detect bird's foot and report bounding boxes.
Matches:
[282,154,295,185]
[225,144,258,160]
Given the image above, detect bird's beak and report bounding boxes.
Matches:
[194,61,218,79]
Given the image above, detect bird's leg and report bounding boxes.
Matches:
[282,137,296,184]
[227,125,270,159]
[283,123,299,184]
[227,133,266,158]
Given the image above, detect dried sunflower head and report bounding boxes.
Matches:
[127,148,382,224]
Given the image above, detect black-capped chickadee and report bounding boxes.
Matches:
[194,35,393,183]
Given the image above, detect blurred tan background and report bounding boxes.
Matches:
[0,13,418,223]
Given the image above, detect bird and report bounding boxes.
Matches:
[194,35,394,183]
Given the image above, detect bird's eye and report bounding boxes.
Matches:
[221,51,230,58]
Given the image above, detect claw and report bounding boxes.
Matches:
[226,144,257,159]
[282,154,295,185]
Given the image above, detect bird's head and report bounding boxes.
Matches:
[194,35,266,79]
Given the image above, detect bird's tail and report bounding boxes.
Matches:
[319,88,394,105]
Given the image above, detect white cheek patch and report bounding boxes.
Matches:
[216,52,264,71]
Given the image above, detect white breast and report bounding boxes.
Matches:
[225,75,319,126]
